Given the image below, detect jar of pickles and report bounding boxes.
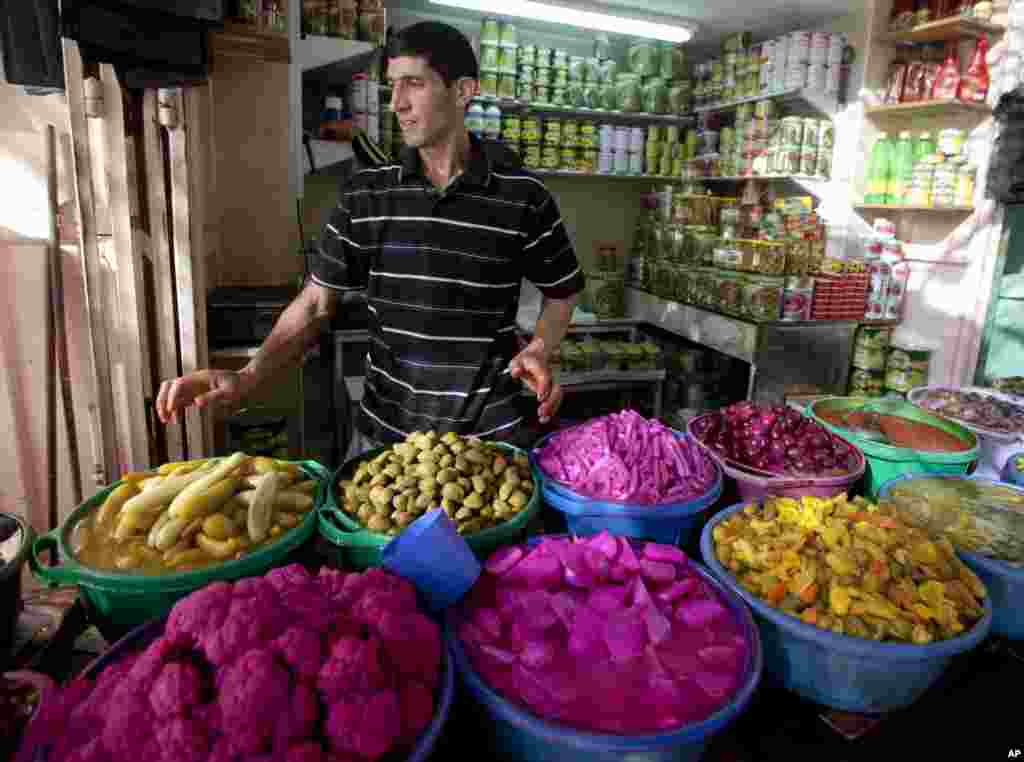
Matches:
[642,78,668,114]
[616,73,643,112]
[628,40,658,77]
[543,118,562,146]
[522,115,542,144]
[522,142,541,169]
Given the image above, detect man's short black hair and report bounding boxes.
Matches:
[386,21,479,86]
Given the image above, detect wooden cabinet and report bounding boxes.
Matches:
[207,6,376,286]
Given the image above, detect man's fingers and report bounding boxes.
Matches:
[195,387,229,409]
[538,384,563,423]
[156,380,172,424]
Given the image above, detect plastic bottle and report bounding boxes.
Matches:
[887,131,915,206]
[931,43,961,100]
[913,131,935,165]
[957,36,990,104]
[865,132,894,204]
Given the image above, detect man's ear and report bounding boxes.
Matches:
[455,77,479,107]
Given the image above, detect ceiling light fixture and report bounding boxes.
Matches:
[429,0,695,43]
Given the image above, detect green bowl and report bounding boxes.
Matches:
[318,442,542,570]
[29,460,330,642]
[807,397,978,498]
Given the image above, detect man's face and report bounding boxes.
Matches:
[387,55,465,149]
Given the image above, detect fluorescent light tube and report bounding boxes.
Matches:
[430,0,694,43]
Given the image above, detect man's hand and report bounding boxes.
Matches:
[156,369,249,424]
[509,337,564,424]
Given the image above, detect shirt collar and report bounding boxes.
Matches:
[398,132,493,189]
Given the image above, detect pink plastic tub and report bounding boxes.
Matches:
[687,413,866,501]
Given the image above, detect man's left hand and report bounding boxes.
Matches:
[510,337,564,424]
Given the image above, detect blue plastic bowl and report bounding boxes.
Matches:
[700,501,992,713]
[21,615,455,762]
[445,545,763,762]
[877,473,1024,640]
[532,432,724,545]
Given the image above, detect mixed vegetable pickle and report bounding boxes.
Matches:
[712,494,987,644]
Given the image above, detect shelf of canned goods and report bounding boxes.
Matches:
[693,87,840,121]
[470,96,694,125]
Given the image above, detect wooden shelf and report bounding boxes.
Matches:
[698,174,827,197]
[885,16,1005,44]
[865,100,991,118]
[296,36,376,72]
[694,87,839,120]
[469,96,694,126]
[209,24,290,63]
[855,203,974,212]
[534,170,683,181]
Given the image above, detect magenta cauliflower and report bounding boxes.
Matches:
[15,564,442,762]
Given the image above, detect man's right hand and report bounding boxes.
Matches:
[156,369,250,424]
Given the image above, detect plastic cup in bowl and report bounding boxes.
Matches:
[381,509,482,612]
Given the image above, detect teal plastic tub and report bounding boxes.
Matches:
[700,501,992,712]
[319,443,542,569]
[807,397,978,498]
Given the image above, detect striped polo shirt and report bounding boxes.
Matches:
[311,135,585,443]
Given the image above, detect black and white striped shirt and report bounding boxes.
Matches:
[312,136,585,443]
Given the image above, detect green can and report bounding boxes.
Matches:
[541,145,560,169]
[885,344,931,392]
[522,143,541,169]
[855,325,892,351]
[560,146,577,170]
[849,368,886,397]
[543,118,562,145]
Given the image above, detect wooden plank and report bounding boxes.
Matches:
[866,100,991,118]
[141,90,185,461]
[166,88,205,458]
[100,64,152,471]
[884,16,1005,44]
[209,24,291,65]
[183,86,214,455]
[61,39,116,486]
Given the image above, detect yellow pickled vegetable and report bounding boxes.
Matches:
[710,493,987,644]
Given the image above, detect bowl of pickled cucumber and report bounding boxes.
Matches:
[320,431,542,568]
[29,454,329,641]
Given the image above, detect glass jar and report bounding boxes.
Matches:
[628,40,658,77]
[642,78,669,114]
[616,73,643,112]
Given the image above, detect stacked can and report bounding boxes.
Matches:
[478,18,500,98]
[862,238,889,320]
[598,124,615,174]
[484,104,502,142]
[517,44,536,102]
[541,116,560,170]
[521,114,542,169]
[849,325,892,397]
[349,73,380,142]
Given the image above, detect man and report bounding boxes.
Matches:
[156,21,584,452]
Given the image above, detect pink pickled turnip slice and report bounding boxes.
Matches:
[656,578,698,605]
[698,644,742,673]
[459,619,488,646]
[641,543,689,566]
[519,639,556,669]
[473,608,503,641]
[657,631,706,680]
[675,597,728,630]
[516,590,558,632]
[587,530,621,561]
[503,620,528,653]
[640,559,676,586]
[603,613,647,664]
[628,576,672,645]
[617,539,641,573]
[587,584,628,614]
[644,675,684,730]
[504,547,564,590]
[554,542,597,589]
[479,643,518,666]
[550,591,580,630]
[693,669,739,702]
[485,545,525,576]
[567,605,611,662]
[581,546,611,582]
